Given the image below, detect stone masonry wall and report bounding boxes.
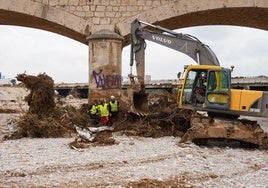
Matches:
[28,0,268,38]
[31,0,171,25]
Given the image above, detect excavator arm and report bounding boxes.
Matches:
[130,19,219,85]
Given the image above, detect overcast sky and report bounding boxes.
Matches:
[0,25,267,83]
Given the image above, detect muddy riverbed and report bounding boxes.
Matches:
[0,87,268,187]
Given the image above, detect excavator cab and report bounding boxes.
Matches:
[179,65,232,113]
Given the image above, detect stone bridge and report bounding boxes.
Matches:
[1,0,268,101]
[55,76,268,98]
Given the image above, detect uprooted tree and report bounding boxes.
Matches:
[16,73,55,116]
[10,73,84,138]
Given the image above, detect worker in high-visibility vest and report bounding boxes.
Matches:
[109,95,119,123]
[89,100,99,126]
[97,98,110,126]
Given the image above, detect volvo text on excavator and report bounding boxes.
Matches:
[129,19,268,148]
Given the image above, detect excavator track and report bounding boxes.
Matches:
[180,114,268,149]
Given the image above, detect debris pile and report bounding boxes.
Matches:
[8,73,90,139]
[113,90,191,138]
[69,126,116,149]
[6,73,191,147]
[114,108,191,138]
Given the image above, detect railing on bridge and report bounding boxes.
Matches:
[122,76,268,88]
[55,76,268,98]
[231,76,268,87]
[55,76,268,89]
[122,79,181,88]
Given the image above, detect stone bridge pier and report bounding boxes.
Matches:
[87,30,124,103]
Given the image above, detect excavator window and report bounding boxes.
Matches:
[208,70,229,92]
[182,70,209,105]
[182,70,197,104]
[205,70,231,109]
[207,71,216,91]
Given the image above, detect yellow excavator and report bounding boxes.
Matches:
[129,19,268,148]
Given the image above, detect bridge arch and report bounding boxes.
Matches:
[117,0,268,46]
[0,0,89,43]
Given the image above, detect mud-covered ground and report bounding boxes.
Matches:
[0,87,268,187]
[1,132,268,187]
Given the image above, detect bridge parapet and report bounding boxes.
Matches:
[122,79,181,85]
[231,76,268,85]
[56,76,268,89]
[55,76,268,98]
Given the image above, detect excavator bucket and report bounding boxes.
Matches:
[126,74,150,115]
[123,87,149,115]
[180,114,268,149]
[133,92,148,112]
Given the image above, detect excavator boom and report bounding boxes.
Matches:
[130,19,219,69]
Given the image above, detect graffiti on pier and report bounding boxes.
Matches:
[92,69,122,90]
